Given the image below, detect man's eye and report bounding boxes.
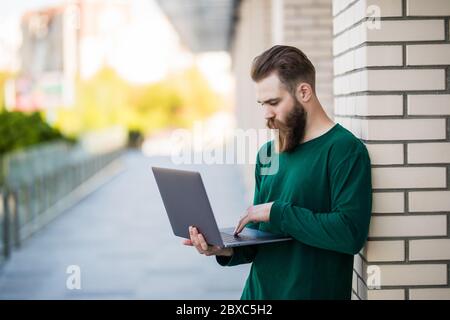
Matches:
[269,102,278,106]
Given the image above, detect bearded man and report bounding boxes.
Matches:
[184,45,373,300]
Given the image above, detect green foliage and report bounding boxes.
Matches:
[0,111,74,155]
[0,63,225,156]
[127,129,144,148]
[53,64,224,137]
[0,71,11,112]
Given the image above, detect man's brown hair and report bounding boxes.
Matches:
[251,45,316,96]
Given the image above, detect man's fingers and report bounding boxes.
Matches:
[192,227,207,254]
[190,226,204,254]
[190,226,199,245]
[197,233,208,251]
[189,226,196,246]
[234,216,249,235]
[188,226,220,255]
[186,227,225,256]
[233,217,243,234]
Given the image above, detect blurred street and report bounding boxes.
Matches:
[0,150,251,299]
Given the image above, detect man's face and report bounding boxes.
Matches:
[255,73,307,152]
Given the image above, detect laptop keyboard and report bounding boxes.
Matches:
[221,232,256,243]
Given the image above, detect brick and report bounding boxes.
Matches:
[410,239,450,260]
[362,119,447,141]
[334,69,446,94]
[334,46,403,75]
[366,143,404,165]
[367,289,405,300]
[367,20,445,42]
[408,95,450,115]
[334,0,402,35]
[358,95,403,116]
[369,215,447,237]
[333,95,403,116]
[408,142,450,164]
[334,72,365,95]
[354,253,364,277]
[333,0,357,16]
[333,1,363,35]
[357,277,368,299]
[372,167,446,189]
[372,192,405,213]
[366,45,403,67]
[407,0,450,16]
[410,288,450,300]
[409,190,450,212]
[366,69,446,91]
[407,44,450,65]
[333,9,441,54]
[333,23,366,55]
[367,0,403,17]
[362,240,405,262]
[364,264,447,286]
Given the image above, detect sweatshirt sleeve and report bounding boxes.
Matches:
[216,152,263,267]
[269,148,372,255]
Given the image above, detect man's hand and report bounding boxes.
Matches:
[183,226,233,257]
[233,202,274,235]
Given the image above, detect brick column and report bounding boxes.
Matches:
[332,0,450,300]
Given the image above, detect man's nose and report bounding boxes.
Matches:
[264,106,275,120]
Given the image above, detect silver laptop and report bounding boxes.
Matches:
[152,166,292,248]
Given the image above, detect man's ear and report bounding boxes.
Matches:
[295,83,313,103]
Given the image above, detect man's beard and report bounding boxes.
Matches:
[266,99,307,153]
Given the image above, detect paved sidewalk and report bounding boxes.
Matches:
[0,150,251,299]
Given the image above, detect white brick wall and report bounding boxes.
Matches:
[364,264,447,286]
[372,166,447,188]
[362,119,446,141]
[408,143,450,164]
[334,45,403,75]
[335,95,403,116]
[367,289,405,300]
[369,215,447,237]
[366,143,404,165]
[333,0,450,300]
[407,44,450,65]
[334,69,446,94]
[409,191,450,212]
[362,240,405,262]
[333,0,402,36]
[372,192,404,213]
[410,239,450,261]
[409,288,450,300]
[408,95,450,115]
[366,20,445,42]
[407,0,450,16]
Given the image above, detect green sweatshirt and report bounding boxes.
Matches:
[216,123,372,300]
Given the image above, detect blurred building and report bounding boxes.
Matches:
[7,0,131,111]
[11,4,77,111]
[158,0,450,300]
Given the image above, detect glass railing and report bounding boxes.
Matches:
[0,140,124,264]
